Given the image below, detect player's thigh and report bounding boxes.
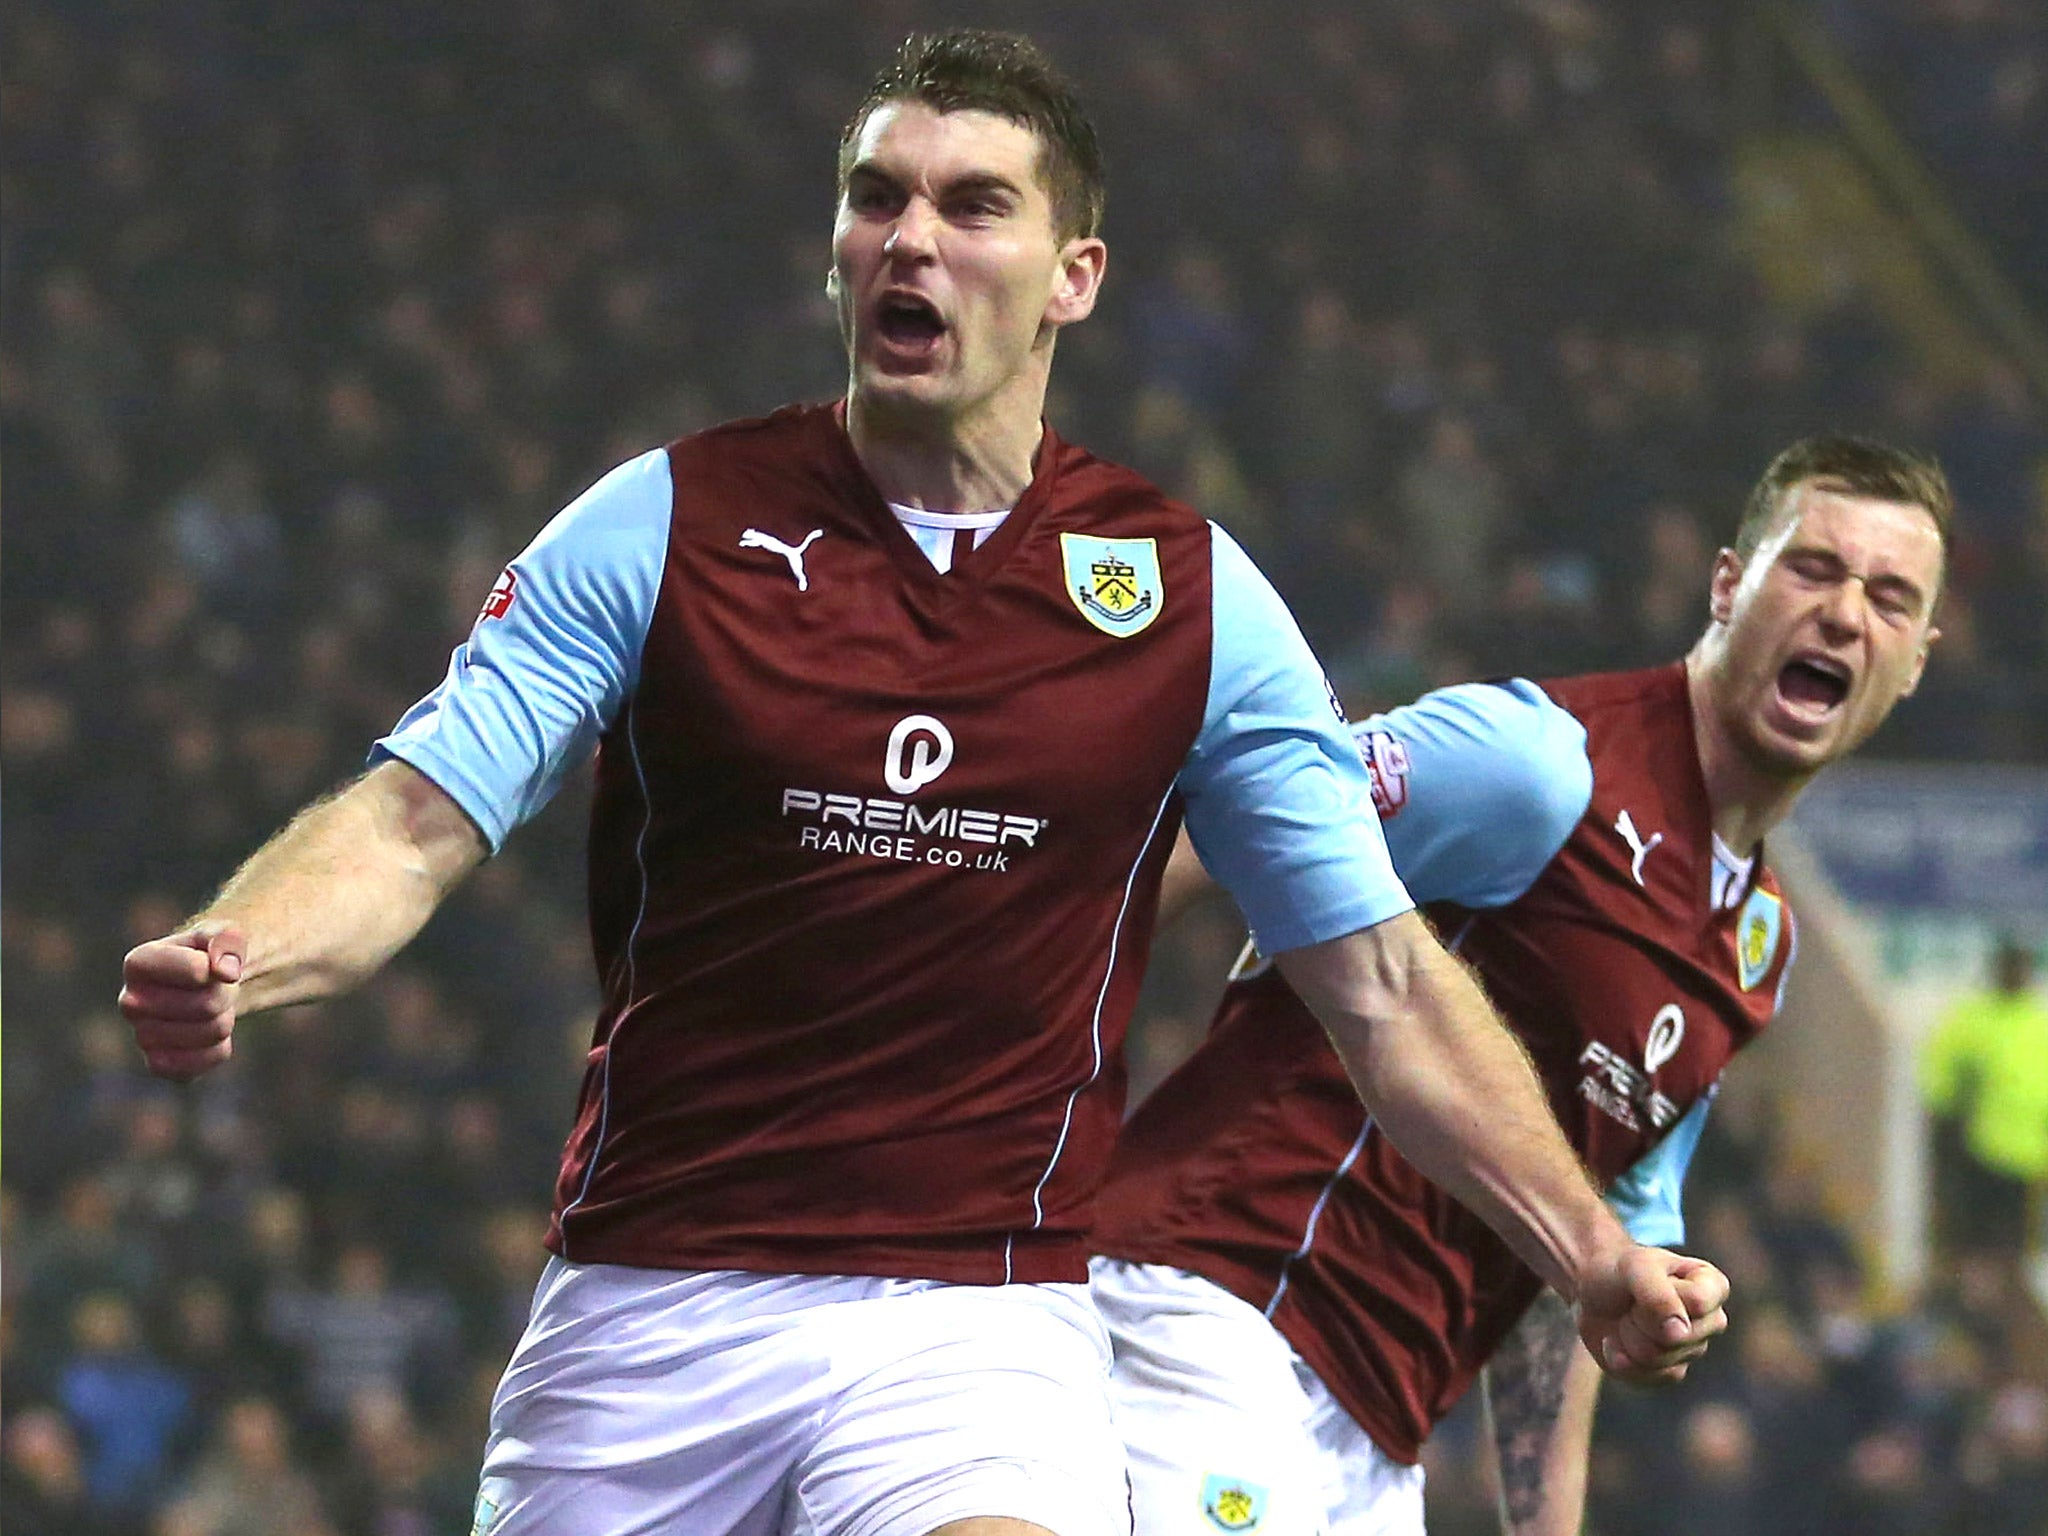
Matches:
[1092,1258,1329,1536]
[1297,1365,1424,1536]
[793,1282,1130,1536]
[473,1261,822,1536]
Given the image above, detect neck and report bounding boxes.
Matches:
[1684,644,1814,854]
[845,361,1050,513]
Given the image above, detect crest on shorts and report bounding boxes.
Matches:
[470,1491,501,1536]
[1200,1473,1269,1532]
[1061,533,1162,637]
[1736,886,1783,991]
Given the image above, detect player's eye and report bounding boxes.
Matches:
[847,180,900,215]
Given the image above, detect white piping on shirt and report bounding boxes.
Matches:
[1008,784,1179,1285]
[1262,912,1479,1317]
[558,695,657,1249]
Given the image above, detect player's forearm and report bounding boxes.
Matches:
[1484,1291,1602,1536]
[198,760,486,1014]
[1276,914,1628,1300]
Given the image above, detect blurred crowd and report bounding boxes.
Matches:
[1419,1093,2048,1536]
[4,1,2045,1532]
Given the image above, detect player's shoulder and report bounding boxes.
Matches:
[1539,662,1712,833]
[1349,679,1591,906]
[1535,661,1690,732]
[1368,678,1591,831]
[666,401,838,466]
[1041,427,1212,536]
[1366,677,1590,790]
[660,402,872,535]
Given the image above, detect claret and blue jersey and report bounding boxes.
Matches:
[371,403,1414,1286]
[1094,662,1794,1463]
[1354,675,1720,1243]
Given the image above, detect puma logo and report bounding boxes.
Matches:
[1615,809,1664,888]
[739,527,825,592]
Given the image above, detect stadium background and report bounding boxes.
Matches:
[4,1,2045,1531]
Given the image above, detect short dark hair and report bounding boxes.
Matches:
[838,30,1106,243]
[1734,434,1955,568]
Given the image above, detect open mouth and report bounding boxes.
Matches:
[1777,653,1851,715]
[874,292,947,353]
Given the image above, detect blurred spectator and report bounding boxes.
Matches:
[1132,247,1248,420]
[1923,936,2048,1262]
[102,1093,204,1247]
[1648,1399,1772,1536]
[53,1292,191,1522]
[156,1395,336,1536]
[327,1386,473,1536]
[1392,411,1509,616]
[1730,1304,1852,1533]
[1964,1380,2048,1536]
[1837,1421,1959,1536]
[162,1277,290,1429]
[1,1405,97,1536]
[1631,502,1715,658]
[18,1174,159,1358]
[261,1239,459,1424]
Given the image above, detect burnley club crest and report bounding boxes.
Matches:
[1735,886,1784,991]
[1062,533,1163,637]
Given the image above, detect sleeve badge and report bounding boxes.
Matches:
[1358,727,1412,819]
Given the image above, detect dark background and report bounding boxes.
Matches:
[5,2,2045,1532]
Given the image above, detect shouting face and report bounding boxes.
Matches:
[831,101,1104,433]
[1702,480,1944,776]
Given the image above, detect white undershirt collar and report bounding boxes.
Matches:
[1710,832,1756,912]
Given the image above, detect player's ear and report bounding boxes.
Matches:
[1707,549,1743,624]
[1044,237,1107,330]
[1900,625,1940,697]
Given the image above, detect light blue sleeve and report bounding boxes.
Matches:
[371,450,671,851]
[1603,1093,1712,1246]
[1354,680,1592,909]
[1178,524,1415,954]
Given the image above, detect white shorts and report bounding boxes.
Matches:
[474,1260,1132,1536]
[1091,1259,1424,1536]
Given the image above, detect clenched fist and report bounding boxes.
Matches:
[118,921,248,1080]
[1576,1246,1730,1385]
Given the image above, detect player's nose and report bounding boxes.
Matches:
[883,199,939,261]
[1815,575,1867,639]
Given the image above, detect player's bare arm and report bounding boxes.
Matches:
[1155,828,1212,928]
[119,760,486,1078]
[1483,1290,1602,1536]
[1274,913,1724,1381]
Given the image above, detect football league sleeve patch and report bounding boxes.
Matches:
[1179,524,1415,955]
[371,449,670,851]
[1360,680,1593,909]
[1603,1092,1712,1247]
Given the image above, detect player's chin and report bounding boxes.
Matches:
[1744,714,1843,776]
[855,364,954,416]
